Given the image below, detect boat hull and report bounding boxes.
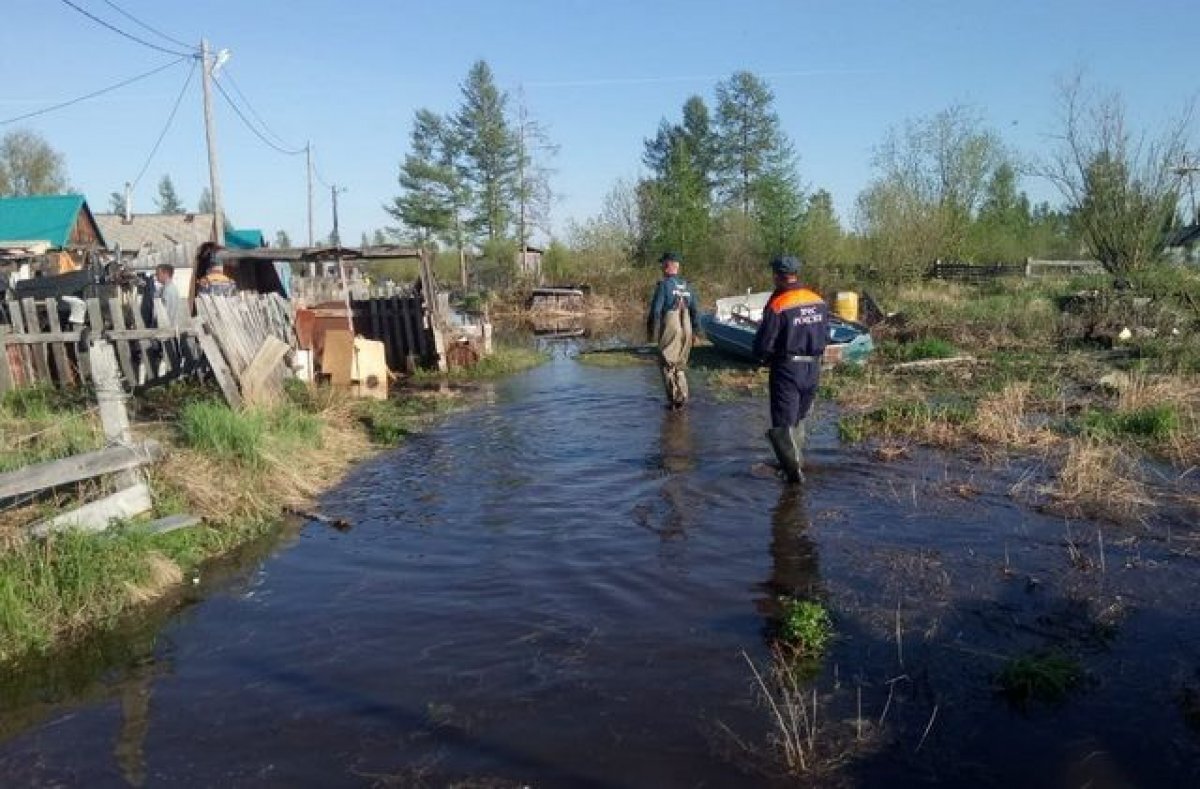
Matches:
[700,312,873,366]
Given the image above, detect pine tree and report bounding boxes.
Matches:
[274,229,292,248]
[156,175,185,214]
[387,109,461,245]
[453,60,519,241]
[109,191,127,214]
[714,72,790,215]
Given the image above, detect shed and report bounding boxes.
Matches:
[94,213,214,259]
[0,195,105,250]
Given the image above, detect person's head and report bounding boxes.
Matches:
[770,255,801,286]
[659,251,681,277]
[154,263,174,285]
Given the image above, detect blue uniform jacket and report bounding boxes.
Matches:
[752,283,829,364]
[646,275,700,338]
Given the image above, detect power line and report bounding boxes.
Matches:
[58,0,194,57]
[221,67,298,151]
[0,56,188,126]
[131,58,198,189]
[99,0,192,50]
[212,77,306,155]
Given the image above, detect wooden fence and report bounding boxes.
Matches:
[0,292,297,407]
[350,296,438,372]
[927,260,1026,281]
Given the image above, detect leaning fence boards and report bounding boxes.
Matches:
[195,293,297,406]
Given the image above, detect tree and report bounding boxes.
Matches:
[156,174,185,214]
[714,72,791,215]
[641,139,711,265]
[512,89,558,254]
[860,104,1008,274]
[752,168,805,257]
[109,191,128,215]
[797,189,845,267]
[970,162,1032,261]
[275,229,292,248]
[1041,76,1192,274]
[387,108,461,245]
[198,187,232,232]
[644,95,718,197]
[372,228,390,246]
[454,60,519,241]
[0,130,68,196]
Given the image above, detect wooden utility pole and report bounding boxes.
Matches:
[306,142,315,248]
[200,39,225,244]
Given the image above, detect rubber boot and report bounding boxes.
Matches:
[766,427,803,484]
[790,419,807,471]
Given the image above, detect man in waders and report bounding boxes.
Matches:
[647,252,700,410]
[752,256,828,483]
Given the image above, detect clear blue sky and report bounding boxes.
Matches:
[2,0,1195,246]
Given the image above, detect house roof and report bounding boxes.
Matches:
[0,194,98,248]
[224,228,265,249]
[94,212,215,254]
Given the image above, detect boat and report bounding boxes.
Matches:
[700,291,874,365]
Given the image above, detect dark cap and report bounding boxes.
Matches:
[658,251,681,266]
[770,255,801,275]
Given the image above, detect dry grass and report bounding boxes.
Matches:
[971,382,1059,449]
[123,552,183,604]
[1045,439,1152,522]
[152,399,374,527]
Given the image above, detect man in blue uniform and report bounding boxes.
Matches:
[752,256,828,483]
[647,252,700,409]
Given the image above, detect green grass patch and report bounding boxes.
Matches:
[997,650,1083,704]
[778,598,833,657]
[352,396,447,445]
[838,400,975,444]
[1081,405,1179,441]
[178,401,324,467]
[0,386,103,473]
[884,338,959,363]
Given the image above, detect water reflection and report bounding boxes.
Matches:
[760,486,821,616]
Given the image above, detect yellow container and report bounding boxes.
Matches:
[834,291,859,322]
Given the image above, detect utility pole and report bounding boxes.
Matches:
[330,184,346,247]
[306,142,314,248]
[200,39,225,244]
[1175,153,1200,224]
[122,181,132,223]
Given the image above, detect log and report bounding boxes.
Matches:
[28,483,153,538]
[0,441,161,500]
[890,355,978,371]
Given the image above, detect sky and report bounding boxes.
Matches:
[2,0,1196,247]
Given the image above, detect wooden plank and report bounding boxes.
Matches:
[20,298,50,382]
[3,331,85,344]
[6,299,32,385]
[196,326,242,409]
[396,297,415,371]
[141,513,201,535]
[29,483,153,538]
[105,327,199,342]
[107,297,137,384]
[129,298,157,384]
[241,336,291,406]
[0,441,161,500]
[42,298,76,386]
[86,298,105,335]
[0,326,13,393]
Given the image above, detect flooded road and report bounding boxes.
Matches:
[2,342,1199,787]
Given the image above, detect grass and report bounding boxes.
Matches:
[0,386,103,473]
[779,598,833,656]
[1081,405,1180,441]
[576,347,656,367]
[351,395,449,445]
[996,650,1083,704]
[882,337,959,363]
[412,344,548,381]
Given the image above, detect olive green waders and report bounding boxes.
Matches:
[657,304,693,407]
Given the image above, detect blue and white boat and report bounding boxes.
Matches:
[700,291,874,365]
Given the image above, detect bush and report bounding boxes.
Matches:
[779,598,833,656]
[1082,405,1179,441]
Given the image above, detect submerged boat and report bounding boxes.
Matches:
[700,291,874,365]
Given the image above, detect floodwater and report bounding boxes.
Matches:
[2,339,1199,788]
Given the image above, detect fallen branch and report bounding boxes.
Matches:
[890,355,977,371]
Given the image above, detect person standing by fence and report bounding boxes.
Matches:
[646,252,700,410]
[195,242,237,297]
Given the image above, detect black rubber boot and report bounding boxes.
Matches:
[790,419,807,470]
[766,427,803,484]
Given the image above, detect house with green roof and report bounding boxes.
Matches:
[0,194,106,256]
